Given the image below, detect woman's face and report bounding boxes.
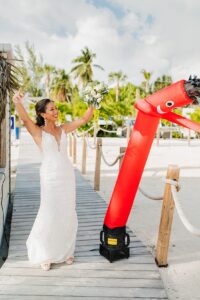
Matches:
[41,101,58,122]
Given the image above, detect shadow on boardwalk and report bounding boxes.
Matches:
[0,129,168,299]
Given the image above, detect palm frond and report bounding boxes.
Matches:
[93,64,104,71]
[0,55,21,122]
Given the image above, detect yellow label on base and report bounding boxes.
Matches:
[107,238,118,245]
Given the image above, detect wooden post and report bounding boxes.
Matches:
[81,133,87,174]
[94,138,102,191]
[0,116,6,167]
[73,133,77,164]
[119,146,126,170]
[126,124,130,143]
[155,164,180,267]
[93,122,97,145]
[187,129,191,146]
[69,133,72,157]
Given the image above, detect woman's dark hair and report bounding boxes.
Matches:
[35,98,54,127]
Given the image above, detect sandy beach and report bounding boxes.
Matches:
[11,134,200,299]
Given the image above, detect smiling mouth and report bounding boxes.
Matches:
[157,105,166,114]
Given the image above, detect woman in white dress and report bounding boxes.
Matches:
[13,91,94,271]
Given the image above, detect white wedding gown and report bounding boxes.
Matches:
[26,125,78,266]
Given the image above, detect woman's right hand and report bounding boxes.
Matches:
[13,90,24,104]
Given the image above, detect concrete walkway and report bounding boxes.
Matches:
[0,128,167,299]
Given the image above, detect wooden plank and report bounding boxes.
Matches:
[0,276,164,288]
[4,260,157,270]
[0,267,161,279]
[0,297,169,300]
[0,285,167,298]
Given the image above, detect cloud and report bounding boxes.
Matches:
[108,0,200,81]
[0,0,200,85]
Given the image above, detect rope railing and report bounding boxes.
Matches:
[84,138,164,199]
[98,126,118,133]
[70,132,177,203]
[73,121,200,145]
[75,125,95,137]
[167,179,200,237]
[75,123,128,137]
[98,125,130,135]
[85,133,97,149]
[154,164,200,267]
[138,186,163,200]
[100,145,125,167]
[92,138,128,191]
[101,140,163,199]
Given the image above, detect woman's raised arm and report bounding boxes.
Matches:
[13,91,41,137]
[62,106,95,134]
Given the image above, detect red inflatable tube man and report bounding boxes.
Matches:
[99,76,200,262]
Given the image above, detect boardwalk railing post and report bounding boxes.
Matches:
[81,133,87,174]
[69,133,72,157]
[94,122,97,145]
[94,138,102,191]
[155,164,180,267]
[73,133,77,164]
[119,146,126,170]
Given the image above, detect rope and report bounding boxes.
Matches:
[167,179,200,237]
[100,146,125,166]
[75,125,95,137]
[85,134,97,149]
[98,126,118,133]
[76,124,128,137]
[138,186,163,200]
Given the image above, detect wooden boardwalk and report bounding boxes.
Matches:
[0,129,168,299]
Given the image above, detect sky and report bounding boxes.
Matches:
[0,0,200,85]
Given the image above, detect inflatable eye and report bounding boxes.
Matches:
[165,101,174,107]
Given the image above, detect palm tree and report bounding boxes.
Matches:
[51,69,73,102]
[108,71,127,101]
[153,75,173,92]
[42,64,56,97]
[14,41,43,96]
[141,69,152,94]
[70,46,104,88]
[0,55,20,122]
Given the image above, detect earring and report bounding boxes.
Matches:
[44,118,47,126]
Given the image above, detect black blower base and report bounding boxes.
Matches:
[99,224,130,263]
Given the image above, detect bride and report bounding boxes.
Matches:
[13,91,95,271]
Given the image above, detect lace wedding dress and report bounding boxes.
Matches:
[26,125,78,266]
